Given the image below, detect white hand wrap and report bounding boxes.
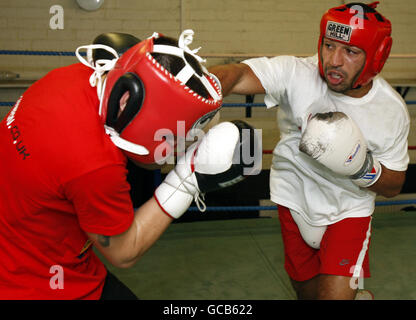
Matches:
[350,151,382,187]
[154,142,200,219]
[299,112,381,188]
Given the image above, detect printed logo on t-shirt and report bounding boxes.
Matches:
[5,96,30,160]
[326,21,352,43]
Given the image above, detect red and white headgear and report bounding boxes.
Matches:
[76,30,222,164]
[318,1,392,88]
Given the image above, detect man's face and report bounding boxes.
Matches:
[321,38,367,95]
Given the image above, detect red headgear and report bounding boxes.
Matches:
[78,31,223,164]
[318,1,392,88]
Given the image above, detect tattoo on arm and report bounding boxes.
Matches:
[98,235,110,247]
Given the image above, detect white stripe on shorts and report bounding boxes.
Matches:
[352,217,372,278]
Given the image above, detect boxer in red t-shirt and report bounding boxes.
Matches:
[0,31,260,299]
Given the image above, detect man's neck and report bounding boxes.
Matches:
[344,81,373,98]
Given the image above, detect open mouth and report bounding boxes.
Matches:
[326,70,345,86]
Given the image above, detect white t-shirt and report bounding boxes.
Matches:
[243,55,410,226]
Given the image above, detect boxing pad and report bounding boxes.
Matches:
[154,120,260,219]
[92,32,141,63]
[299,112,381,188]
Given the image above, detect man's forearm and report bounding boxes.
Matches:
[208,64,246,96]
[367,164,406,198]
[208,63,265,96]
[118,197,173,267]
[88,197,173,269]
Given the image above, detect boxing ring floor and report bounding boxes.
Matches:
[100,210,416,300]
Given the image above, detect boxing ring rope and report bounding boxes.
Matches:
[1,49,416,213]
[2,50,416,59]
[203,53,416,60]
[0,50,82,56]
[188,199,416,212]
[1,50,416,104]
[1,101,416,107]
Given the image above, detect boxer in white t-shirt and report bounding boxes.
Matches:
[209,2,410,299]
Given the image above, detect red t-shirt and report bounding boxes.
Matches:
[0,63,135,299]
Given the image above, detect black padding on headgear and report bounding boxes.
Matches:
[106,73,145,133]
[93,32,140,62]
[374,13,385,22]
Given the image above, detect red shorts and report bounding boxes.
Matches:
[277,205,372,282]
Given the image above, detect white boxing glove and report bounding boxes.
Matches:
[299,112,381,188]
[154,120,261,219]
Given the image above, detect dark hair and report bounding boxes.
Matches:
[151,36,209,98]
[92,32,141,62]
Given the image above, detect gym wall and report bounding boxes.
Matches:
[1,0,415,167]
